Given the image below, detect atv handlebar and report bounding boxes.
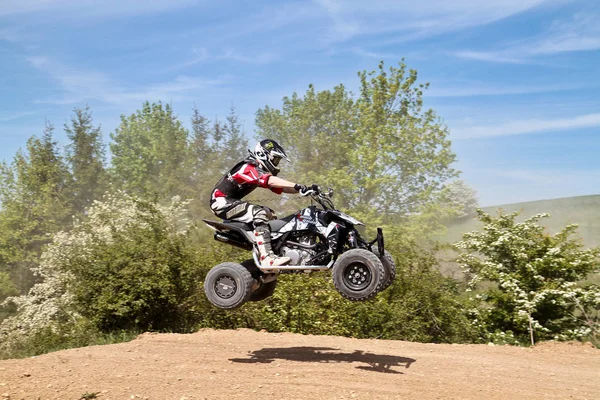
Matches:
[299,188,320,197]
[305,186,335,210]
[299,184,321,197]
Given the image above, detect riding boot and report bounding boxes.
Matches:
[254,225,291,268]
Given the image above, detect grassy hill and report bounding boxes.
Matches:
[441,194,600,248]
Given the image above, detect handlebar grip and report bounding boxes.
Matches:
[299,184,321,197]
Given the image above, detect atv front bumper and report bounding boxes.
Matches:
[369,227,385,257]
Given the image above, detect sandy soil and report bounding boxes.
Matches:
[0,328,598,400]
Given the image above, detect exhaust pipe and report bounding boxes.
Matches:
[214,233,253,251]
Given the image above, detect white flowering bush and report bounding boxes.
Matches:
[0,192,204,356]
[455,210,600,345]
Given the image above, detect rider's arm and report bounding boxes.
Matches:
[267,176,299,194]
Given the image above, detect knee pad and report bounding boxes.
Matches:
[252,206,270,227]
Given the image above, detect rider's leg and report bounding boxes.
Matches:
[213,200,290,269]
[252,206,290,268]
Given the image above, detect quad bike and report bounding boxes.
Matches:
[202,187,396,309]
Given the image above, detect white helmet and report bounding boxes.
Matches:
[252,139,288,175]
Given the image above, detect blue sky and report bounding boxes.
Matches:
[0,0,598,206]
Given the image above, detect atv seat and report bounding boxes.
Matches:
[222,220,253,231]
[269,219,288,232]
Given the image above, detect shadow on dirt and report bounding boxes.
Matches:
[230,347,416,374]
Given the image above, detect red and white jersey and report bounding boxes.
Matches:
[210,159,283,202]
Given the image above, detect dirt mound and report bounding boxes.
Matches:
[1,329,598,399]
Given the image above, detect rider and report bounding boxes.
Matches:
[209,139,317,268]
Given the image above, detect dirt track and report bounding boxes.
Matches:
[0,328,598,400]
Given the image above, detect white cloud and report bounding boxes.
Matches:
[0,26,29,43]
[194,47,277,65]
[161,47,278,74]
[455,11,600,63]
[313,0,547,43]
[452,51,532,64]
[218,49,278,65]
[27,56,225,106]
[350,47,400,59]
[452,113,600,139]
[532,12,600,55]
[428,82,588,97]
[0,0,201,17]
[0,111,36,122]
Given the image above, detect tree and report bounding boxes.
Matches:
[256,61,457,226]
[110,102,189,199]
[204,106,248,177]
[0,123,72,293]
[186,105,249,221]
[455,210,600,345]
[188,106,211,178]
[256,84,357,209]
[186,106,213,205]
[64,107,108,214]
[441,179,479,219]
[221,105,248,170]
[0,272,17,302]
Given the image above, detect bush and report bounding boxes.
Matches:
[0,192,221,357]
[198,238,476,344]
[0,319,139,360]
[455,210,600,345]
[1,193,478,358]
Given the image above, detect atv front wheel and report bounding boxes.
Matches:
[204,262,254,309]
[371,246,396,291]
[332,249,385,301]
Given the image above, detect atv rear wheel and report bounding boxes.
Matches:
[372,246,396,291]
[240,258,278,302]
[332,249,385,301]
[249,280,278,302]
[204,262,254,309]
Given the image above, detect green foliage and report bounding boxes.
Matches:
[455,210,600,345]
[256,83,357,208]
[440,179,479,219]
[256,60,457,228]
[198,239,475,344]
[0,123,72,293]
[64,107,108,214]
[108,102,248,223]
[0,61,503,357]
[0,271,17,300]
[187,106,212,199]
[0,271,17,321]
[0,193,202,357]
[186,105,248,221]
[110,102,189,199]
[0,318,138,360]
[218,105,249,174]
[55,193,206,332]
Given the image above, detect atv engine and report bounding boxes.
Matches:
[280,234,317,265]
